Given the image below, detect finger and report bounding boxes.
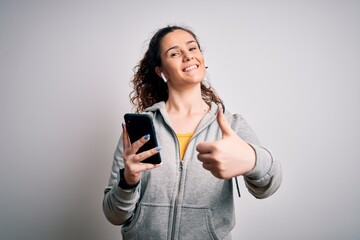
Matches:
[133,146,162,163]
[197,152,213,163]
[122,123,131,149]
[217,108,233,138]
[128,134,150,155]
[130,161,161,174]
[138,162,161,171]
[201,163,223,179]
[202,162,214,172]
[196,142,214,154]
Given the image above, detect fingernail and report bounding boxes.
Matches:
[155,146,162,151]
[144,134,150,140]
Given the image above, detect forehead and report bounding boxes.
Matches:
[160,30,196,50]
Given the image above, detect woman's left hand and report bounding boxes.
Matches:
[196,109,256,179]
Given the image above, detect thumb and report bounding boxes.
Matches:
[217,107,233,137]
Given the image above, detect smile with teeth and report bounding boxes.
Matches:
[183,65,198,72]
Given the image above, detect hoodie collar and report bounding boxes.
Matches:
[144,101,221,134]
[144,101,220,116]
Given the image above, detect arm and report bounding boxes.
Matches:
[103,126,161,225]
[233,114,282,199]
[243,144,282,199]
[196,109,282,199]
[102,135,140,225]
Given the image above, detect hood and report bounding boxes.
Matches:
[144,101,221,116]
[144,101,222,136]
[144,101,167,113]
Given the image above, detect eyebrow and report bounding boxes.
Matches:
[164,40,197,55]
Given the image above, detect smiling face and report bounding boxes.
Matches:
[157,29,206,88]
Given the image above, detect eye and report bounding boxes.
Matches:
[189,47,197,51]
[170,51,181,57]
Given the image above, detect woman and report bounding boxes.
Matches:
[103,25,282,240]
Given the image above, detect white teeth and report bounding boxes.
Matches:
[184,65,198,72]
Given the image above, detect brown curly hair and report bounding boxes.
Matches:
[130,25,223,113]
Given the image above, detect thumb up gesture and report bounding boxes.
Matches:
[196,108,256,179]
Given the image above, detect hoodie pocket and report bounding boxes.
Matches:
[179,207,233,240]
[122,204,170,240]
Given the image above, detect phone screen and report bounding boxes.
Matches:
[124,113,162,164]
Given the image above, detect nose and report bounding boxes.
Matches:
[183,51,194,62]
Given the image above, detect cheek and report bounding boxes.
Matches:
[198,54,204,62]
[165,61,182,74]
[199,68,206,79]
[197,54,205,66]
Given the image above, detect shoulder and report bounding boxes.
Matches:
[225,112,244,121]
[144,101,165,113]
[224,110,261,145]
[223,110,245,126]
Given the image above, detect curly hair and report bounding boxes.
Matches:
[130,25,223,113]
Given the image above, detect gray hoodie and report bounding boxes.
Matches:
[103,101,282,240]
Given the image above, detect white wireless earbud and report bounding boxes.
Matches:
[160,72,167,83]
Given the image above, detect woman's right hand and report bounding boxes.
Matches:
[122,124,161,185]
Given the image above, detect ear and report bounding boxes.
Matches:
[155,67,162,78]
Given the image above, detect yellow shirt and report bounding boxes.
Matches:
[176,132,194,160]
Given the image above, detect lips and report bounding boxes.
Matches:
[183,64,198,72]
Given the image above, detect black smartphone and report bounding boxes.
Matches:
[124,113,162,164]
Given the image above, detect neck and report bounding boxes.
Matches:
[166,85,209,116]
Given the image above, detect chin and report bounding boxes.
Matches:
[186,77,204,84]
[189,72,205,82]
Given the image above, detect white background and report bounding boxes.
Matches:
[0,0,359,239]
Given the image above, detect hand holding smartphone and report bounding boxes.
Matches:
[124,113,162,164]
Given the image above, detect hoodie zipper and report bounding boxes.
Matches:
[169,120,218,240]
[171,160,183,240]
[152,110,182,240]
[153,108,218,240]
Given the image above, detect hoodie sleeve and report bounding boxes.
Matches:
[231,114,282,199]
[102,134,140,225]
